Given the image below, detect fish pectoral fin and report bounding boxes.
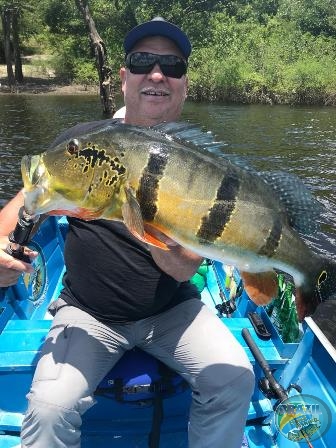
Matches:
[241,271,278,306]
[142,231,170,250]
[122,186,169,250]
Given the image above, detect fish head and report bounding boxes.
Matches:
[21,137,127,219]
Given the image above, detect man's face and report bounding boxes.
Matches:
[120,36,188,126]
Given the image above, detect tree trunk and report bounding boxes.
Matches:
[12,9,24,83]
[1,8,15,89]
[74,0,116,117]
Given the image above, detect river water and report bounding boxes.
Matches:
[0,94,335,258]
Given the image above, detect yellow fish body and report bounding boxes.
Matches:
[21,120,336,320]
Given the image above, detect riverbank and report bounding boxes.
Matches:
[0,76,334,106]
[1,76,334,106]
[0,58,100,96]
[0,73,335,106]
[188,85,336,106]
[0,76,99,96]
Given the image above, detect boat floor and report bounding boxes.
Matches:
[1,313,335,448]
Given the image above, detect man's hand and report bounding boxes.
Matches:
[0,236,37,287]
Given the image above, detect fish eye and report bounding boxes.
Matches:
[67,139,80,155]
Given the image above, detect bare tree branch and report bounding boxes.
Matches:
[74,0,116,117]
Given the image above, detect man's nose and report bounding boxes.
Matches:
[148,64,165,81]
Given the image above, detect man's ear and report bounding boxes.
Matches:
[120,67,127,92]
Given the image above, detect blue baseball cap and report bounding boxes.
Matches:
[124,17,191,59]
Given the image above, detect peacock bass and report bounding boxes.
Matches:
[21,120,336,320]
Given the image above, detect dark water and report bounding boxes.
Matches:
[0,95,335,257]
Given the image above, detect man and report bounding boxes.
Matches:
[0,17,254,448]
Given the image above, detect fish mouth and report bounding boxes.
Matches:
[141,87,169,97]
[21,155,43,187]
[21,154,52,216]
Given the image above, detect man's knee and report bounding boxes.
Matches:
[24,398,79,425]
[21,398,82,446]
[194,364,255,404]
[21,392,95,446]
[232,368,255,403]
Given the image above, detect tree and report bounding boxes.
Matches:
[279,0,336,37]
[1,5,15,87]
[75,0,116,116]
[11,6,23,82]
[0,1,35,89]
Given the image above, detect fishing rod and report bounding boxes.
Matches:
[211,260,237,316]
[242,327,288,403]
[242,328,314,448]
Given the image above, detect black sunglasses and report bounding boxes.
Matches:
[125,52,188,79]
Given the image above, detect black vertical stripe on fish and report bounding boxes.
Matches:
[258,219,283,257]
[196,173,240,243]
[137,147,168,221]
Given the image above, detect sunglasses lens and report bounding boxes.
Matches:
[160,63,186,78]
[126,52,187,78]
[127,52,156,74]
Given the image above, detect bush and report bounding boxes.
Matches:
[188,13,336,104]
[73,60,99,86]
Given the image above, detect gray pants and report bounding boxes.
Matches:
[21,298,254,448]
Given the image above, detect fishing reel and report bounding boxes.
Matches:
[6,207,39,263]
[215,294,237,316]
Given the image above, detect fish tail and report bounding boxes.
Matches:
[296,256,336,321]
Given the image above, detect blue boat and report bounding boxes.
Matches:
[0,216,335,447]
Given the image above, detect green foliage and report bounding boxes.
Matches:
[44,0,82,34]
[221,0,280,24]
[73,58,98,85]
[279,0,336,37]
[49,34,90,80]
[1,0,335,104]
[187,12,336,103]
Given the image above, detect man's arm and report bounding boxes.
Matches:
[147,228,203,281]
[150,244,203,281]
[0,191,36,287]
[0,190,25,235]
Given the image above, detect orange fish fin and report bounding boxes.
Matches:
[142,231,169,250]
[47,208,101,219]
[122,186,169,250]
[241,271,278,306]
